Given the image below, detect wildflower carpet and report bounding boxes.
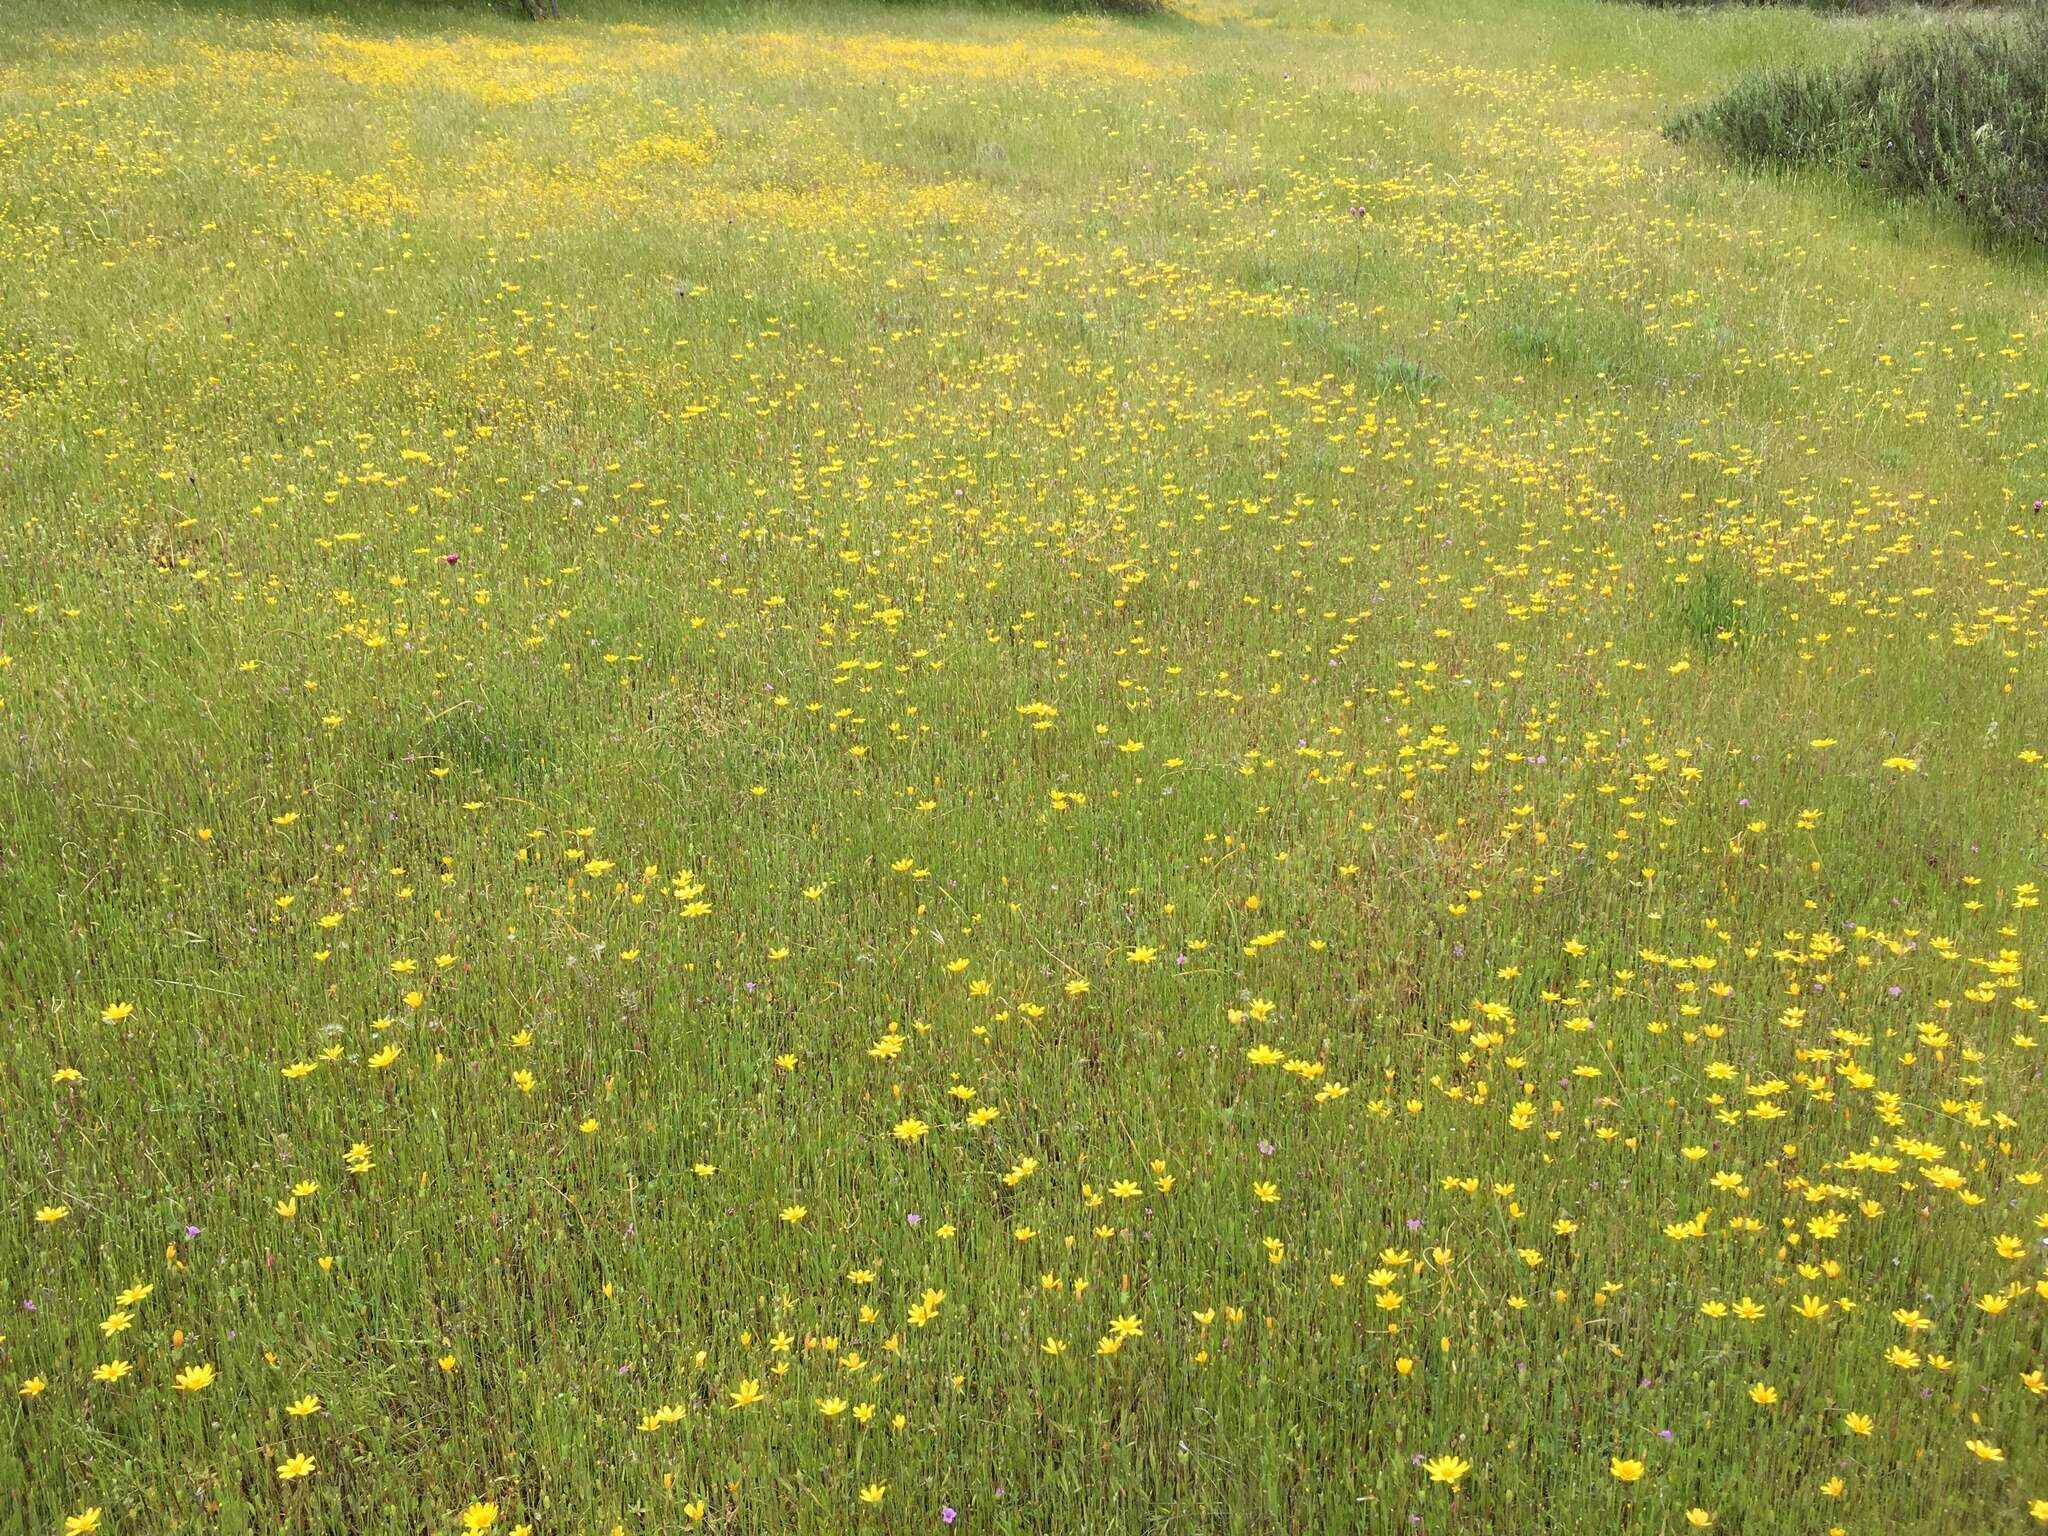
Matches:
[2,0,2045,1532]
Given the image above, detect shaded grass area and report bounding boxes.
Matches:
[1669,14,2048,245]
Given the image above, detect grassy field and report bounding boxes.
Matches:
[3,0,2046,1531]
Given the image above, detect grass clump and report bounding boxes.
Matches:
[1669,16,2048,246]
[1671,561,1750,650]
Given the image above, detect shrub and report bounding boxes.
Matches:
[1626,0,1993,10]
[1668,16,2048,247]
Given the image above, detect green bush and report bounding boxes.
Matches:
[1668,16,2048,247]
[1626,0,1994,10]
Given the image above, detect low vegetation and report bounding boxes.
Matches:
[3,0,2045,1533]
[1622,0,1998,12]
[1670,13,2048,245]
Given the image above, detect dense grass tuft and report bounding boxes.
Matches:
[1669,16,2048,246]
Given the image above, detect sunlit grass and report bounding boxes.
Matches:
[3,0,2045,1531]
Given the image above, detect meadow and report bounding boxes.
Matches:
[2,0,2045,1530]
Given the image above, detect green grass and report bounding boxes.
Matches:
[2,0,2046,1532]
